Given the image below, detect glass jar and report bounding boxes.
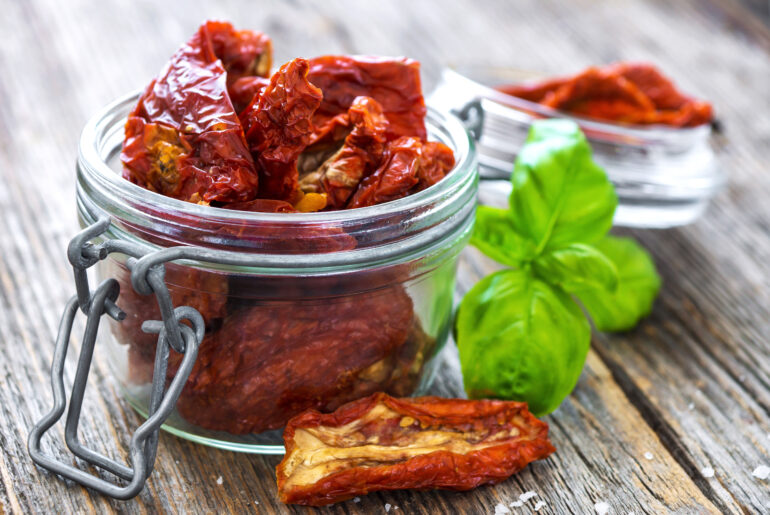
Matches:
[428,67,725,228]
[77,92,478,454]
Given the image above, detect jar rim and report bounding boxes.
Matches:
[79,90,475,225]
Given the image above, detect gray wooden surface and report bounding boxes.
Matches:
[1,0,768,513]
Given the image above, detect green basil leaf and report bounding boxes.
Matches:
[533,243,619,293]
[470,205,537,266]
[575,235,661,332]
[456,268,590,415]
[509,119,618,253]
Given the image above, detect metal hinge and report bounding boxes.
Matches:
[27,216,204,500]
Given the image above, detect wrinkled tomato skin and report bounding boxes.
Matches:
[277,393,555,506]
[240,58,323,201]
[168,285,417,434]
[498,62,712,127]
[121,21,271,203]
[308,56,427,142]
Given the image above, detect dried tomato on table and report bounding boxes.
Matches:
[167,286,418,434]
[121,21,271,203]
[498,62,713,127]
[276,392,555,506]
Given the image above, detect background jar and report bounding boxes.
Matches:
[76,92,478,454]
[429,67,725,228]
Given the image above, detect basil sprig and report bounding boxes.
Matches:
[456,120,661,416]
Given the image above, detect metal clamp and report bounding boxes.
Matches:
[28,216,205,500]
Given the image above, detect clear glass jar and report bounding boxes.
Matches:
[428,67,725,228]
[77,92,478,454]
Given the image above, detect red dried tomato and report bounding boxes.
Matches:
[307,56,427,142]
[229,75,270,113]
[169,286,416,434]
[121,21,271,203]
[498,62,712,127]
[347,137,455,209]
[276,393,555,506]
[299,96,389,209]
[240,58,323,201]
[417,140,457,190]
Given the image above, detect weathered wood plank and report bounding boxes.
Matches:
[0,0,768,513]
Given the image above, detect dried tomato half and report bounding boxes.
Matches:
[170,286,415,434]
[307,56,427,142]
[498,62,712,127]
[241,58,323,201]
[121,21,271,203]
[276,393,555,506]
[299,96,389,209]
[347,137,455,209]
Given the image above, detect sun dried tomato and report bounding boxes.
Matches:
[276,393,555,506]
[498,62,712,127]
[240,58,323,201]
[307,56,427,142]
[417,141,457,190]
[612,62,713,126]
[299,96,389,209]
[121,21,272,203]
[203,20,272,84]
[229,75,270,113]
[347,137,455,209]
[168,286,416,434]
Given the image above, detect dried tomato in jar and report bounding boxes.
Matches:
[307,55,428,142]
[498,62,713,127]
[121,21,271,203]
[168,285,419,434]
[277,393,555,506]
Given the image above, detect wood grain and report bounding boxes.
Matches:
[0,0,768,513]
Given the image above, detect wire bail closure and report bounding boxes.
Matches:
[27,216,205,499]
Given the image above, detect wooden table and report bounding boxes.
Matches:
[1,1,768,513]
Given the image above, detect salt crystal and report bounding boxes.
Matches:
[519,491,538,502]
[353,497,361,503]
[254,501,259,505]
[751,465,770,479]
[594,501,610,514]
[534,500,546,511]
[701,467,715,478]
[510,500,524,507]
[494,503,510,515]
[215,476,223,485]
[385,503,392,512]
[688,403,694,410]
[643,452,653,460]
